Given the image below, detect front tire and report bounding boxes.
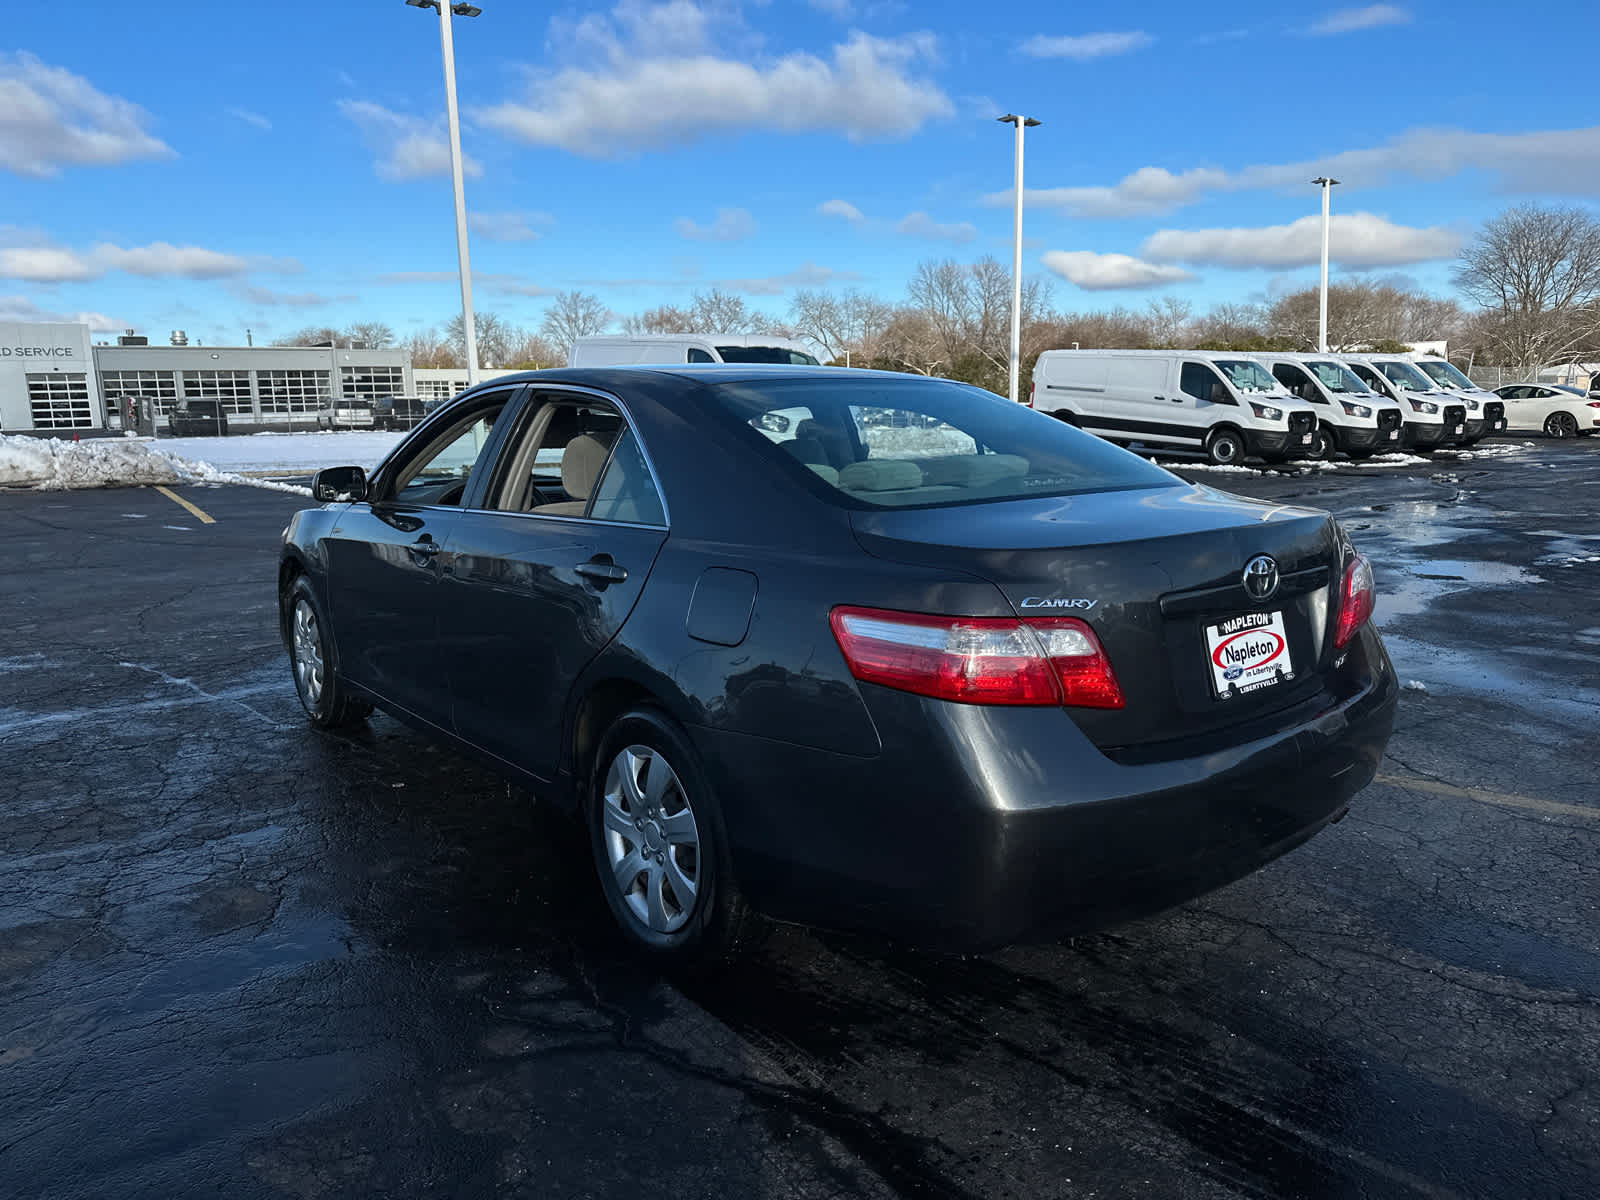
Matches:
[1305,427,1334,461]
[1204,426,1246,466]
[588,707,758,965]
[286,576,371,729]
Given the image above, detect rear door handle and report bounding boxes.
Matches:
[575,559,628,585]
[407,536,441,564]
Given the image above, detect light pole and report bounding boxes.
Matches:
[407,0,482,384]
[1312,176,1340,353]
[998,114,1041,404]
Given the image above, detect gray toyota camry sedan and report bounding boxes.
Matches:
[280,366,1396,962]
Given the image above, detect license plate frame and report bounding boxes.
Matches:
[1205,610,1295,699]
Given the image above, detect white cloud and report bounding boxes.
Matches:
[895,211,978,243]
[0,241,254,283]
[1019,32,1153,60]
[1039,250,1194,291]
[231,284,340,307]
[818,199,865,223]
[477,10,952,156]
[674,207,757,241]
[468,211,552,242]
[1140,212,1463,269]
[991,124,1600,218]
[0,294,126,330]
[1310,5,1410,34]
[0,52,173,178]
[338,100,483,181]
[226,107,272,132]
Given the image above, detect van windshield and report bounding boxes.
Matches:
[715,345,821,366]
[1377,361,1437,391]
[1412,359,1475,390]
[1307,361,1368,394]
[1215,360,1279,393]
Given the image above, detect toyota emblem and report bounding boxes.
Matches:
[1242,555,1279,602]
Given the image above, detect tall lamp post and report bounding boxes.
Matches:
[407,0,482,384]
[1312,176,1340,353]
[998,114,1041,404]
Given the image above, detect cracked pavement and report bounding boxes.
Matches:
[2,442,1597,1198]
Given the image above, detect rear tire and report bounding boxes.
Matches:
[1051,408,1079,427]
[286,576,371,729]
[1204,426,1246,466]
[588,707,761,966]
[1545,412,1579,439]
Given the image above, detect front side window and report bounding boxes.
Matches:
[702,377,1177,510]
[387,396,508,506]
[1181,362,1228,403]
[1272,364,1322,402]
[1349,364,1393,398]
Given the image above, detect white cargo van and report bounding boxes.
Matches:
[1030,349,1319,465]
[569,334,821,367]
[1254,353,1404,459]
[1404,355,1507,443]
[1338,356,1465,451]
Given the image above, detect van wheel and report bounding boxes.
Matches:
[1052,408,1079,427]
[1306,427,1334,461]
[1204,427,1246,466]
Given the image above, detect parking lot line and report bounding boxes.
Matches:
[1376,773,1595,821]
[153,485,217,525]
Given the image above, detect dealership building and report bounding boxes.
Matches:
[0,321,443,436]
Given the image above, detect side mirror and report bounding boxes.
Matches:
[312,465,368,503]
[1208,382,1230,404]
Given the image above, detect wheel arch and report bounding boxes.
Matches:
[563,671,696,817]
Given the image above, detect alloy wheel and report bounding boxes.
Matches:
[1545,412,1578,438]
[291,598,325,707]
[601,745,701,934]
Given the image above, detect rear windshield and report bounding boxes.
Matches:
[705,376,1179,509]
[714,345,821,366]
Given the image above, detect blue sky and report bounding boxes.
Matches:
[3,0,1598,345]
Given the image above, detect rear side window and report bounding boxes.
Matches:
[714,346,821,365]
[704,377,1178,510]
[687,348,715,363]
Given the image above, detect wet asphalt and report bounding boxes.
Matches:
[2,440,1597,1199]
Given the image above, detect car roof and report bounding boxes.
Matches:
[459,364,938,390]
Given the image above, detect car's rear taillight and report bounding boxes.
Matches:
[1026,380,1036,408]
[829,607,1123,709]
[1333,553,1375,650]
[1587,401,1600,408]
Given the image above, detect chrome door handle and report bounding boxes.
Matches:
[575,559,628,585]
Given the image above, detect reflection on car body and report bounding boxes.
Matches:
[279,366,1397,963]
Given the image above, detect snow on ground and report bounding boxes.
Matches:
[151,430,404,473]
[862,425,978,457]
[0,434,311,495]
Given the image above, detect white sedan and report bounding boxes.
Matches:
[1491,384,1600,438]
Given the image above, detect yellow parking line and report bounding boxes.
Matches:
[153,485,216,525]
[1376,773,1595,821]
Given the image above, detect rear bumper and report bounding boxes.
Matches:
[697,626,1398,951]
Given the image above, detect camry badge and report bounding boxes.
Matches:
[1242,555,1279,602]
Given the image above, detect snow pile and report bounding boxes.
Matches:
[1403,680,1429,693]
[0,434,311,496]
[159,430,403,472]
[1,434,186,489]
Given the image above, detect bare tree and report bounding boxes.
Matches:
[446,311,519,368]
[503,330,560,369]
[346,320,395,349]
[1146,297,1193,348]
[1190,301,1267,349]
[622,305,695,335]
[402,326,459,368]
[1454,204,1600,368]
[539,291,610,358]
[273,325,345,347]
[788,289,894,363]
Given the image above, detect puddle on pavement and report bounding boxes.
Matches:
[1378,558,1542,621]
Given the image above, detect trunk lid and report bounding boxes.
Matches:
[849,484,1344,754]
